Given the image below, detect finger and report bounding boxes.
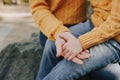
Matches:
[81,52,91,58]
[56,46,62,57]
[64,52,72,59]
[56,42,63,57]
[59,33,69,40]
[68,53,77,60]
[62,48,69,56]
[56,48,62,57]
[85,50,89,53]
[77,54,89,60]
[72,57,84,64]
[62,44,67,51]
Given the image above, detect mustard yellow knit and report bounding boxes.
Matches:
[29,0,120,49]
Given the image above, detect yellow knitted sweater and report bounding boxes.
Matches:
[29,0,120,49]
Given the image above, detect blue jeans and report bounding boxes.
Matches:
[37,20,120,80]
[89,63,120,80]
[39,32,47,48]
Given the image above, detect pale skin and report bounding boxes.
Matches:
[55,32,91,64]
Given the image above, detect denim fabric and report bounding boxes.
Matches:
[89,63,120,80]
[37,20,120,80]
[39,32,47,48]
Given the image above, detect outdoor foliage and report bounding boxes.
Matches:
[3,0,29,5]
[3,0,12,5]
[21,0,29,3]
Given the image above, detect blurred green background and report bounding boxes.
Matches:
[1,0,29,5]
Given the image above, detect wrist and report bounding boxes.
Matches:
[55,32,70,39]
[60,32,74,39]
[77,39,84,51]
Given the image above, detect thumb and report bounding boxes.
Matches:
[56,40,65,57]
[59,32,71,40]
[56,45,62,57]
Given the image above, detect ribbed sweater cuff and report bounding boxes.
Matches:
[78,32,102,50]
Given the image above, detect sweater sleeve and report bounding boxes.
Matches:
[29,0,70,41]
[79,0,120,50]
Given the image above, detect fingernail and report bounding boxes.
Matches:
[88,54,91,57]
[56,55,58,57]
[56,54,59,57]
[86,50,89,52]
[79,62,84,64]
[85,55,90,58]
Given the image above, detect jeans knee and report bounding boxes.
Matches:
[43,60,81,80]
[43,71,73,80]
[90,42,119,63]
[43,39,56,57]
[45,40,55,49]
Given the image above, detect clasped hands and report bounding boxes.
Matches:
[55,32,90,64]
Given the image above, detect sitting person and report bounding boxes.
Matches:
[29,0,120,80]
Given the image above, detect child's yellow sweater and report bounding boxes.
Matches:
[29,0,120,49]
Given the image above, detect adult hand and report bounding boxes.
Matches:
[55,32,90,64]
[59,32,83,60]
[71,50,90,64]
[55,35,66,57]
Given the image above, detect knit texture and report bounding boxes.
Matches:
[29,0,86,40]
[29,0,120,49]
[79,0,120,49]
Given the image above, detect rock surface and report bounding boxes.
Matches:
[0,33,43,80]
[0,33,90,80]
[0,4,94,79]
